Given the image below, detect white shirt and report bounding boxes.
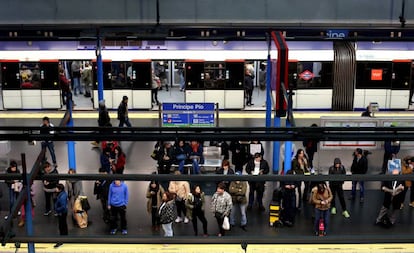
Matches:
[253,160,260,175]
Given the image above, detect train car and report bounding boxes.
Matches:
[0,40,413,111]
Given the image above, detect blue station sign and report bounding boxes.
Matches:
[162,103,215,127]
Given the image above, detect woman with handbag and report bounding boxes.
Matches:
[186,185,208,236]
[211,182,232,237]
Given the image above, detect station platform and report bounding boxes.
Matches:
[3,243,414,253]
[1,111,414,253]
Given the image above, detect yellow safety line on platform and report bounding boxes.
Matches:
[0,111,413,119]
[2,243,414,253]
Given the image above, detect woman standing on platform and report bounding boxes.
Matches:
[168,171,191,224]
[291,149,311,208]
[186,185,208,236]
[211,182,232,237]
[146,179,165,231]
[311,182,332,236]
[111,146,126,174]
[158,191,177,237]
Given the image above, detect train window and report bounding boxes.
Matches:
[185,62,204,89]
[204,62,226,89]
[40,62,59,90]
[132,62,151,89]
[111,62,130,89]
[296,61,333,89]
[1,62,20,89]
[356,61,392,89]
[392,62,411,90]
[19,63,42,89]
[92,62,112,89]
[226,62,244,90]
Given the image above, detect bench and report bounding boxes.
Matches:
[170,146,223,174]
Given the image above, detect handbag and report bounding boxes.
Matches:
[222,216,230,230]
[150,149,159,161]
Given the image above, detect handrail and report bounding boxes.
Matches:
[0,126,410,141]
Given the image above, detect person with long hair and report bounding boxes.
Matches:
[291,149,311,208]
[146,179,165,231]
[112,146,126,174]
[186,185,208,236]
[158,191,177,237]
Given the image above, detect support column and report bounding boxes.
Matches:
[96,34,104,102]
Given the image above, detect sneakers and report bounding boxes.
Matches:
[43,210,52,216]
[122,229,128,235]
[331,207,337,215]
[17,211,21,216]
[110,229,117,235]
[342,210,350,218]
[175,217,183,223]
[183,217,189,224]
[4,215,8,220]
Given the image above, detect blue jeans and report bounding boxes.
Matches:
[191,158,200,174]
[230,202,247,226]
[314,208,330,233]
[351,181,365,198]
[41,141,56,164]
[178,159,186,174]
[118,117,132,127]
[162,222,173,237]
[73,77,82,95]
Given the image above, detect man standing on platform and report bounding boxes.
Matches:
[117,96,132,127]
[245,153,270,211]
[350,148,368,203]
[40,116,57,167]
[54,183,68,248]
[108,180,129,235]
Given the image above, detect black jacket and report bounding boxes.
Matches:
[245,159,270,175]
[351,155,368,174]
[328,158,346,186]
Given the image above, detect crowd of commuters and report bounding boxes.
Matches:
[2,116,414,243]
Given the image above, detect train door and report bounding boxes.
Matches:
[185,61,205,103]
[173,60,185,91]
[225,61,245,109]
[153,60,170,91]
[20,62,42,109]
[131,60,152,109]
[355,61,392,110]
[92,61,112,108]
[390,60,411,109]
[40,61,60,109]
[204,62,226,109]
[1,61,22,109]
[111,61,132,110]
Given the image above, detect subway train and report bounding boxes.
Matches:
[0,40,413,110]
